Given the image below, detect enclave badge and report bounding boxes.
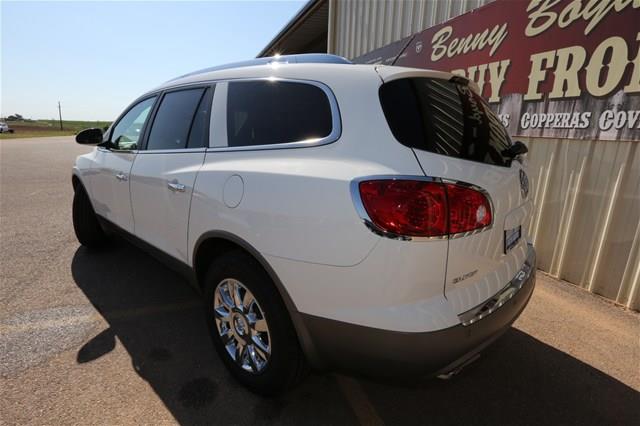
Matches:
[519,169,529,199]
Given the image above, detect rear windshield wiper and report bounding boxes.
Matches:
[502,141,528,158]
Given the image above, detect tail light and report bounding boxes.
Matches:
[445,183,492,234]
[357,179,491,238]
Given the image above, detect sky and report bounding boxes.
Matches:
[1,0,305,121]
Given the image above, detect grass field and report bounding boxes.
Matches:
[0,120,111,139]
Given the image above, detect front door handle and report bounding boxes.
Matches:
[115,172,128,182]
[168,181,186,192]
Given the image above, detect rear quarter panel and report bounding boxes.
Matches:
[188,66,425,267]
[189,148,387,266]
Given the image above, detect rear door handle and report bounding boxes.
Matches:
[168,181,186,192]
[115,172,128,181]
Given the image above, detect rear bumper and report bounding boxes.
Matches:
[301,244,536,377]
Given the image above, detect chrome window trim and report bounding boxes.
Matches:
[204,77,341,152]
[98,147,207,155]
[97,147,138,154]
[206,136,337,153]
[135,148,207,155]
[349,175,494,242]
[123,77,341,153]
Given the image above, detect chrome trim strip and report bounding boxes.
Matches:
[205,77,341,153]
[118,77,341,153]
[206,136,336,153]
[98,147,138,154]
[137,148,207,154]
[99,145,207,155]
[349,175,494,242]
[458,244,536,326]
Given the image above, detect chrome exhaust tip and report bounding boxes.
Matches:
[437,353,481,380]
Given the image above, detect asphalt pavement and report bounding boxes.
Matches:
[1,136,639,425]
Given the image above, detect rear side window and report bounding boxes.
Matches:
[147,88,206,150]
[226,80,332,147]
[379,78,512,167]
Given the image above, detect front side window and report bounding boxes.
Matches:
[379,78,512,167]
[226,80,332,147]
[147,88,206,150]
[111,97,156,150]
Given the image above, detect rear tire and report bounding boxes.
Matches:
[203,250,308,395]
[72,184,107,248]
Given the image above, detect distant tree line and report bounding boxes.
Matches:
[4,114,33,121]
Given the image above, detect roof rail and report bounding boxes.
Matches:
[170,54,352,81]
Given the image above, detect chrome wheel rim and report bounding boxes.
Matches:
[213,278,271,373]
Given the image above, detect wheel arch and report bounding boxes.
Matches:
[71,172,82,190]
[192,230,323,367]
[71,171,100,214]
[72,169,90,194]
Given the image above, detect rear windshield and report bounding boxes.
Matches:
[379,77,512,167]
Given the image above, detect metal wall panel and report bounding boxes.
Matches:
[329,0,494,58]
[523,137,640,310]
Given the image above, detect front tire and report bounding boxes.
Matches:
[203,251,307,395]
[72,184,107,248]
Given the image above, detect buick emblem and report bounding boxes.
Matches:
[519,170,529,199]
[415,41,423,54]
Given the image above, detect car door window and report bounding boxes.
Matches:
[147,88,205,150]
[111,97,156,150]
[187,87,214,148]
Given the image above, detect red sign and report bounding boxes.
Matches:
[354,0,640,141]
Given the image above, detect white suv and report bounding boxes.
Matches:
[72,54,536,395]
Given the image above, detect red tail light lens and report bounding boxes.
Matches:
[359,180,448,237]
[445,183,492,234]
[358,179,491,238]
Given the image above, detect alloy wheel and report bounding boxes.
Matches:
[213,278,271,373]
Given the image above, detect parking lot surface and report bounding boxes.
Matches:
[1,137,639,425]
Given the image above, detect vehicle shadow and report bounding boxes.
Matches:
[71,240,357,425]
[71,240,639,426]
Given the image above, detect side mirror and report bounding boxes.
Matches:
[76,128,104,145]
[502,140,528,158]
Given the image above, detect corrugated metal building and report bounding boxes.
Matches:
[258,0,640,311]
